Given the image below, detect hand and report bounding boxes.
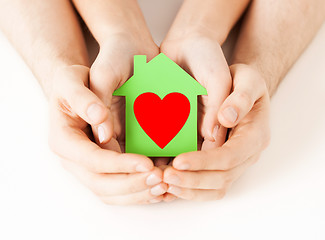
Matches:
[48,65,167,205]
[89,33,159,146]
[160,33,232,201]
[163,64,271,201]
[161,34,232,144]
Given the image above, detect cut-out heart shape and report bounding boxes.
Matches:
[133,92,190,149]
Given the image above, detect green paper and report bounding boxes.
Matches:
[113,53,207,157]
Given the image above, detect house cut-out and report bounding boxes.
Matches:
[113,53,207,157]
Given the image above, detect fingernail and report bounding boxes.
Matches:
[136,164,151,172]
[223,106,238,123]
[167,186,182,195]
[146,174,162,186]
[150,185,166,196]
[87,103,104,123]
[149,198,161,204]
[212,125,219,142]
[98,125,105,143]
[175,163,190,170]
[165,175,180,185]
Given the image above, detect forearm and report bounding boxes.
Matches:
[72,0,153,46]
[165,0,251,44]
[232,0,325,96]
[0,0,88,97]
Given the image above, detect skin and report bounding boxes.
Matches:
[0,0,166,205]
[163,0,325,201]
[160,0,251,201]
[1,0,324,204]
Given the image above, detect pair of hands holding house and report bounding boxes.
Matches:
[2,0,322,205]
[48,1,270,204]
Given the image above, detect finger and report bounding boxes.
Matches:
[100,137,122,153]
[164,41,231,145]
[61,159,163,196]
[199,74,231,146]
[167,185,226,201]
[55,65,113,145]
[89,55,128,144]
[200,127,227,152]
[218,64,267,128]
[164,154,260,189]
[162,193,177,203]
[146,196,164,204]
[56,65,109,126]
[185,43,232,145]
[49,104,154,173]
[94,115,115,145]
[99,183,168,205]
[173,97,270,171]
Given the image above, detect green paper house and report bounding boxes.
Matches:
[113,53,207,157]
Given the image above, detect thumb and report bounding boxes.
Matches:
[199,70,232,147]
[89,64,123,145]
[57,65,108,124]
[201,80,229,149]
[175,44,232,147]
[57,65,113,143]
[218,64,266,128]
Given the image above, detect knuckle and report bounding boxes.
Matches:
[70,86,85,101]
[235,90,253,110]
[89,64,105,82]
[90,61,120,87]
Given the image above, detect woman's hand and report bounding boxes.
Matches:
[159,32,232,201]
[163,64,271,201]
[71,0,160,148]
[48,65,167,205]
[161,33,232,150]
[89,33,159,147]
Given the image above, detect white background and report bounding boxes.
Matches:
[0,1,324,239]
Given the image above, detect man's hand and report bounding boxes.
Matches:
[163,64,270,201]
[49,65,167,205]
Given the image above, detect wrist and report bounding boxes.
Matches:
[75,0,152,46]
[165,24,227,46]
[165,0,248,45]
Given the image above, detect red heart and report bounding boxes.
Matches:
[133,92,190,149]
